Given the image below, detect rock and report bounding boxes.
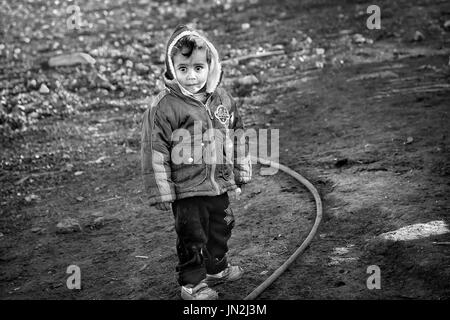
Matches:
[48,52,96,67]
[135,63,149,74]
[339,29,352,35]
[74,171,84,176]
[39,84,50,94]
[315,48,325,55]
[405,136,414,144]
[125,60,134,68]
[353,33,373,44]
[413,31,425,42]
[56,218,82,233]
[31,227,44,233]
[444,20,450,30]
[237,75,259,86]
[25,194,40,202]
[241,23,250,30]
[27,79,38,89]
[315,61,324,69]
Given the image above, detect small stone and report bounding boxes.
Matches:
[241,23,250,30]
[74,171,84,176]
[76,196,84,202]
[405,136,414,144]
[135,63,149,74]
[28,79,37,89]
[413,31,425,42]
[353,33,366,44]
[315,48,325,55]
[25,194,40,202]
[315,61,324,69]
[237,75,259,86]
[39,84,50,94]
[56,218,82,234]
[125,60,133,68]
[444,20,450,30]
[31,227,43,233]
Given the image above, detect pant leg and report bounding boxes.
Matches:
[204,193,235,274]
[172,196,209,286]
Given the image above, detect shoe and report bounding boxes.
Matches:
[206,264,244,285]
[181,280,219,300]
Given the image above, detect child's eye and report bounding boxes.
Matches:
[179,67,186,72]
[195,66,203,71]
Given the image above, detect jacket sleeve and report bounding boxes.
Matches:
[228,92,252,186]
[141,97,176,205]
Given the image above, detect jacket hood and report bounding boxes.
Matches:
[163,24,222,95]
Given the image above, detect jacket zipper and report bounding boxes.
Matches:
[168,86,221,195]
[201,96,221,195]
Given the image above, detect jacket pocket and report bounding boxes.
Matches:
[171,163,207,189]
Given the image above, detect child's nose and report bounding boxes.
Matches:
[186,69,196,79]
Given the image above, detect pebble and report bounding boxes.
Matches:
[135,63,149,74]
[241,23,250,30]
[413,31,425,42]
[39,83,50,94]
[31,227,43,233]
[237,75,259,85]
[25,194,40,202]
[315,48,325,55]
[56,218,82,233]
[125,60,133,68]
[28,79,37,89]
[443,20,450,30]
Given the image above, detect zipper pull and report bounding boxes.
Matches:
[204,103,214,120]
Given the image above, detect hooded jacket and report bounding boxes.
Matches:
[141,25,252,205]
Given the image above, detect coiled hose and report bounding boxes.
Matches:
[243,156,323,300]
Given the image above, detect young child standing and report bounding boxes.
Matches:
[141,25,252,300]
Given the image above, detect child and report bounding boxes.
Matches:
[141,25,252,300]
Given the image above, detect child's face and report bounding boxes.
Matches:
[173,48,209,94]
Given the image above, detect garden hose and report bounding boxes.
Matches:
[243,156,323,300]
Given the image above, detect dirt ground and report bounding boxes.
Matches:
[1,0,449,300]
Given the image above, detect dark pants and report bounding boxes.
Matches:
[172,193,235,286]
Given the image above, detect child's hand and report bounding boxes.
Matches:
[155,202,172,211]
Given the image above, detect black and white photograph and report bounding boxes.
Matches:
[1,0,449,305]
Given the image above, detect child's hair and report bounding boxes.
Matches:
[171,35,212,65]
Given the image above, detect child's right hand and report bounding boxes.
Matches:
[155,202,172,211]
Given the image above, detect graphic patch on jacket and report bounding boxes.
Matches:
[214,105,230,125]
